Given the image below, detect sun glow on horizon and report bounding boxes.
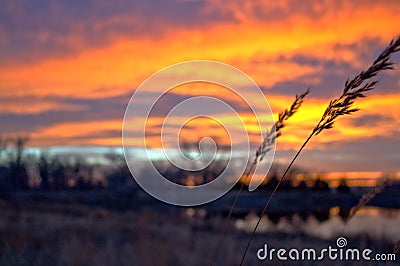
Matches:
[1,0,399,175]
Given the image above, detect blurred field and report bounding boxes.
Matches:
[0,197,397,266]
[0,199,248,266]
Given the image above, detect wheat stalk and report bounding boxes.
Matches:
[239,36,400,265]
[209,89,309,265]
[313,37,400,136]
[347,178,400,261]
[256,88,310,163]
[347,179,392,221]
[393,240,400,254]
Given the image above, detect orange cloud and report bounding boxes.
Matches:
[0,0,399,180]
[30,119,121,145]
[1,0,399,99]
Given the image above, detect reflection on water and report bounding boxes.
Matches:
[235,207,400,242]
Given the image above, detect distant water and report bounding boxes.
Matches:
[236,206,400,242]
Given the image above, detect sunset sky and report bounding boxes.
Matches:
[1,0,399,177]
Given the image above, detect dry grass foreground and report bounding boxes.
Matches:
[0,200,394,266]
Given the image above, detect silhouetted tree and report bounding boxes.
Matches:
[51,160,70,190]
[6,136,30,190]
[337,178,350,193]
[0,136,6,157]
[37,153,59,190]
[0,136,10,199]
[73,157,94,190]
[312,177,330,191]
[105,152,132,191]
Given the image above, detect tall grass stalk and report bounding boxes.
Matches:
[344,176,397,256]
[239,36,400,265]
[393,240,400,255]
[347,179,392,221]
[210,89,309,264]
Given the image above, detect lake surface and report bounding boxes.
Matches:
[235,206,400,242]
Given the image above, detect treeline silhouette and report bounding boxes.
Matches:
[0,136,135,197]
[232,163,340,192]
[0,136,353,197]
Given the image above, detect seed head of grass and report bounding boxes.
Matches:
[239,36,400,265]
[347,179,392,221]
[210,89,309,265]
[313,36,400,135]
[393,240,400,254]
[255,88,310,163]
